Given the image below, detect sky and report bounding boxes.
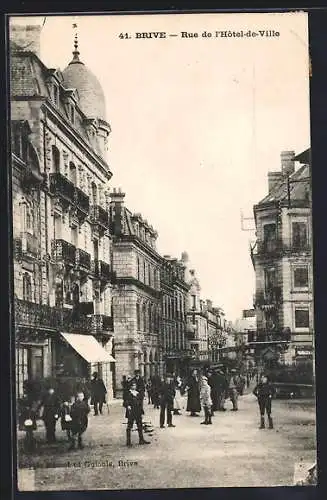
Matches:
[10,13,311,322]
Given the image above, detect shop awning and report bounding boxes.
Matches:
[61,333,116,363]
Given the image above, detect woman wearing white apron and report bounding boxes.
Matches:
[173,376,184,415]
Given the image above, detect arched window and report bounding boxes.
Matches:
[52,145,60,173]
[23,273,32,302]
[69,161,77,185]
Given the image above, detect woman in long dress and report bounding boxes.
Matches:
[173,376,184,415]
[186,369,201,416]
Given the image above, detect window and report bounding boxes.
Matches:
[136,303,141,330]
[23,273,32,301]
[52,146,60,173]
[69,162,77,184]
[192,294,196,309]
[295,308,309,328]
[70,105,75,124]
[13,130,21,156]
[148,264,152,286]
[292,222,308,249]
[263,223,277,251]
[143,261,146,284]
[294,267,309,288]
[71,227,78,247]
[53,85,59,105]
[91,182,98,205]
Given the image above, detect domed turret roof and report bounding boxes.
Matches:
[62,36,106,121]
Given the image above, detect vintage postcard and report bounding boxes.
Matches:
[8,11,316,491]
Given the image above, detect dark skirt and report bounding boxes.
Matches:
[186,389,201,413]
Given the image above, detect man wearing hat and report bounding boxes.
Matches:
[159,374,176,428]
[131,370,146,411]
[228,369,239,411]
[215,369,228,411]
[90,372,107,416]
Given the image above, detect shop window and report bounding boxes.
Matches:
[294,267,309,288]
[292,222,308,249]
[295,308,309,328]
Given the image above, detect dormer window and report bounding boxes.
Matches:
[70,105,75,124]
[53,84,59,106]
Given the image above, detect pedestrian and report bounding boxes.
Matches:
[68,391,90,450]
[146,379,153,404]
[173,375,183,415]
[228,369,239,411]
[159,374,176,428]
[200,377,213,425]
[253,374,276,429]
[90,372,107,416]
[151,375,161,409]
[216,369,228,411]
[185,369,201,417]
[206,370,219,416]
[124,381,150,447]
[131,370,146,410]
[60,397,74,441]
[40,386,61,443]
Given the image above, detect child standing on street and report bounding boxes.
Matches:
[69,391,90,450]
[200,377,212,425]
[253,375,276,429]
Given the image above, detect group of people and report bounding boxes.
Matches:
[19,366,276,452]
[19,371,108,451]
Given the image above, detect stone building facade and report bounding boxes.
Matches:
[10,25,116,399]
[160,255,190,376]
[109,189,162,396]
[251,149,313,370]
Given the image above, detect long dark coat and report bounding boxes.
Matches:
[70,400,90,435]
[124,389,144,420]
[90,378,107,404]
[41,393,61,423]
[186,375,201,413]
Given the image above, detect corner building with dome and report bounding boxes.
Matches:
[10,24,117,400]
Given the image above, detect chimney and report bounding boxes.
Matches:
[10,24,42,57]
[281,150,295,177]
[268,171,283,193]
[109,187,125,205]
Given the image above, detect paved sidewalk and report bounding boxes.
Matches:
[17,394,316,490]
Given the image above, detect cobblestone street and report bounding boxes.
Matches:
[18,392,316,490]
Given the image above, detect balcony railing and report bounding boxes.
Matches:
[254,286,283,308]
[92,260,112,281]
[256,239,283,255]
[91,314,114,333]
[14,298,92,333]
[52,239,76,265]
[49,173,75,203]
[76,248,91,271]
[254,239,311,257]
[90,205,109,228]
[75,187,90,215]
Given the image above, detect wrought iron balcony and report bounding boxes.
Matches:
[49,173,75,203]
[91,314,114,333]
[92,260,112,281]
[14,298,92,333]
[76,248,91,271]
[90,205,109,228]
[255,239,283,256]
[254,287,282,309]
[52,239,76,265]
[75,187,90,216]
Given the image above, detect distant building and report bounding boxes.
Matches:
[109,190,162,395]
[251,149,313,370]
[160,255,190,376]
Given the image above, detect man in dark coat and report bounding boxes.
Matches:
[40,387,61,443]
[206,370,219,416]
[131,370,145,410]
[159,374,176,428]
[253,374,276,429]
[186,369,201,416]
[90,372,107,416]
[124,381,150,447]
[216,369,228,411]
[69,391,90,450]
